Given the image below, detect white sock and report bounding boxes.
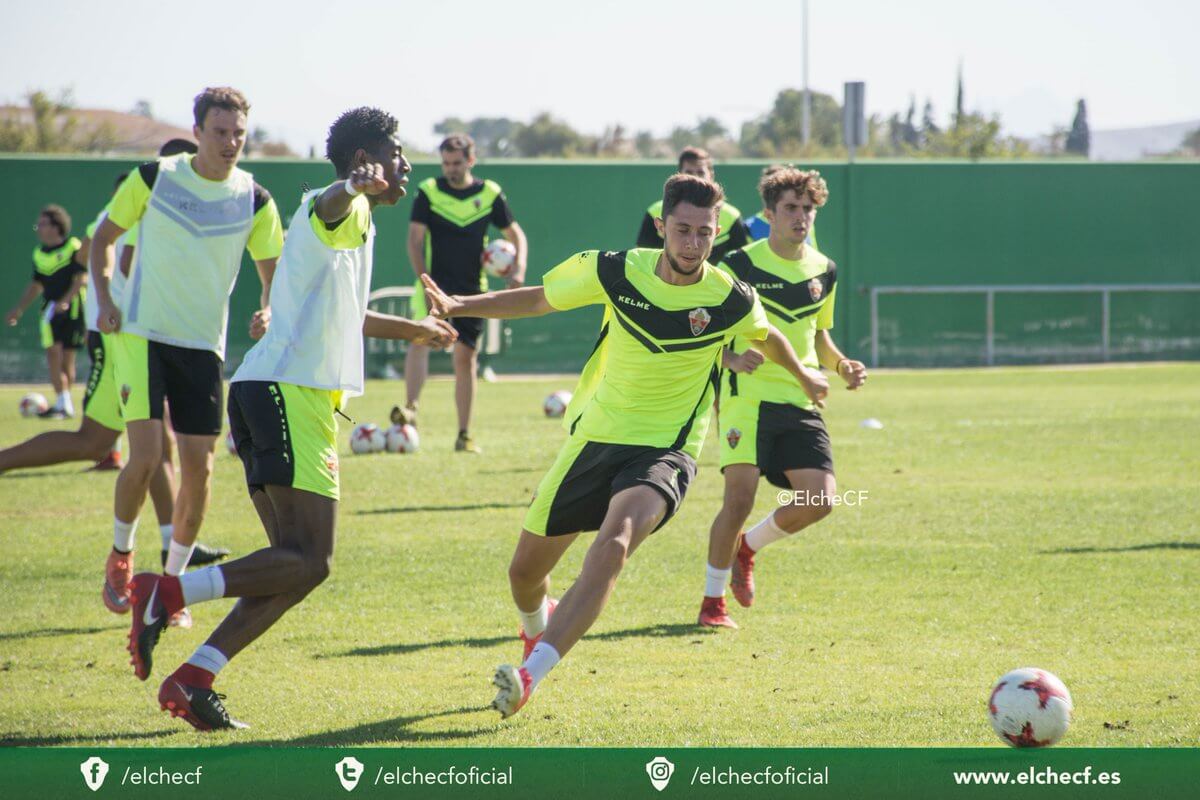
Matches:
[163,540,194,577]
[159,524,174,550]
[518,596,550,639]
[523,641,560,689]
[179,566,225,606]
[704,563,731,598]
[745,510,790,553]
[58,391,73,414]
[187,644,229,676]
[113,517,138,553]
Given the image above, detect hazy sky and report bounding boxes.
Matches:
[2,0,1196,153]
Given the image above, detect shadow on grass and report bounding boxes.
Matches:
[354,501,527,516]
[478,467,543,476]
[235,705,488,746]
[0,625,124,642]
[0,729,176,746]
[325,622,713,659]
[1043,541,1200,555]
[0,467,93,480]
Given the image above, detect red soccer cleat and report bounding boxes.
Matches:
[697,595,739,629]
[103,548,133,614]
[127,573,181,680]
[159,674,247,731]
[519,598,558,660]
[730,536,756,608]
[491,664,533,719]
[91,451,123,471]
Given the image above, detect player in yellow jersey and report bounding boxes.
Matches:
[698,167,867,629]
[421,174,828,719]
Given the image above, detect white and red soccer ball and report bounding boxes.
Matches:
[19,392,49,418]
[482,239,517,278]
[350,422,386,454]
[385,423,419,453]
[988,667,1073,747]
[543,390,572,418]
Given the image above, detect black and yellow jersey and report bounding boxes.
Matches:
[410,176,515,295]
[718,239,837,410]
[543,248,769,459]
[636,199,750,265]
[32,237,85,306]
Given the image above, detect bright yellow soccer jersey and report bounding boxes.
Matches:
[718,238,837,410]
[107,156,282,261]
[543,248,769,459]
[309,190,372,248]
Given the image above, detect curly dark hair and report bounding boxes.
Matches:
[193,86,250,127]
[40,204,71,237]
[326,107,400,177]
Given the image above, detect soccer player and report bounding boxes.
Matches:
[124,107,456,730]
[698,167,866,629]
[6,205,87,418]
[420,173,829,719]
[636,146,750,264]
[743,164,819,248]
[400,133,527,453]
[90,87,281,623]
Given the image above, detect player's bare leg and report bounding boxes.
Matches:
[0,416,116,471]
[166,434,216,552]
[453,341,480,452]
[509,529,578,657]
[105,419,163,612]
[700,464,760,625]
[404,343,429,414]
[493,486,666,717]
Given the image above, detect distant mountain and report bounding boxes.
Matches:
[1088,120,1199,161]
[0,105,194,155]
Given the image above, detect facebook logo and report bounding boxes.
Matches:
[80,756,110,791]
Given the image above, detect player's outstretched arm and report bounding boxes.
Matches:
[816,329,867,390]
[749,325,829,408]
[363,311,457,348]
[419,273,554,320]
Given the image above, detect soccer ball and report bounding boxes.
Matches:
[988,667,1073,747]
[19,393,48,417]
[350,422,386,454]
[225,430,238,456]
[385,423,419,453]
[482,239,517,278]
[543,390,572,418]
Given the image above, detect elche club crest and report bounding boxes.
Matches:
[473,198,482,209]
[726,427,742,449]
[688,307,711,336]
[808,277,824,302]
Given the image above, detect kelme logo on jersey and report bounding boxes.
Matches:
[689,307,712,335]
[808,277,824,302]
[618,295,651,311]
[726,427,742,449]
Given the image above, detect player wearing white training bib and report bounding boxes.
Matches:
[124,107,456,731]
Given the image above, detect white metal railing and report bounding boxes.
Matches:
[868,283,1200,367]
[367,286,503,357]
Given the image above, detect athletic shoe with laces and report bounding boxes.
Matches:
[160,541,231,568]
[159,676,248,731]
[390,403,417,428]
[518,598,558,660]
[90,451,123,471]
[697,595,738,628]
[37,408,67,419]
[103,548,133,614]
[127,573,172,680]
[491,664,533,719]
[455,432,481,453]
[730,536,756,608]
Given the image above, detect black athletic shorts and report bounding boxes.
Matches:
[451,316,484,351]
[524,439,697,536]
[112,332,223,436]
[41,309,86,350]
[719,399,834,488]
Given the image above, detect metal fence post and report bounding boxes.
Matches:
[1101,290,1111,361]
[985,290,995,366]
[870,287,879,368]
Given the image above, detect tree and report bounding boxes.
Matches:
[433,116,520,157]
[695,116,727,141]
[739,88,841,157]
[921,99,940,145]
[1065,99,1089,157]
[1181,126,1200,156]
[633,130,657,158]
[954,62,965,131]
[511,112,588,157]
[132,100,154,119]
[0,90,91,153]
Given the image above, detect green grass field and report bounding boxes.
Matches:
[0,364,1197,747]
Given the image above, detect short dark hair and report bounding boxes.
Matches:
[661,173,724,220]
[193,86,250,128]
[159,138,198,156]
[325,106,400,177]
[759,166,829,211]
[677,145,712,170]
[40,204,71,237]
[439,134,475,159]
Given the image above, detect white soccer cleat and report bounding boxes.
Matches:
[491,664,533,719]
